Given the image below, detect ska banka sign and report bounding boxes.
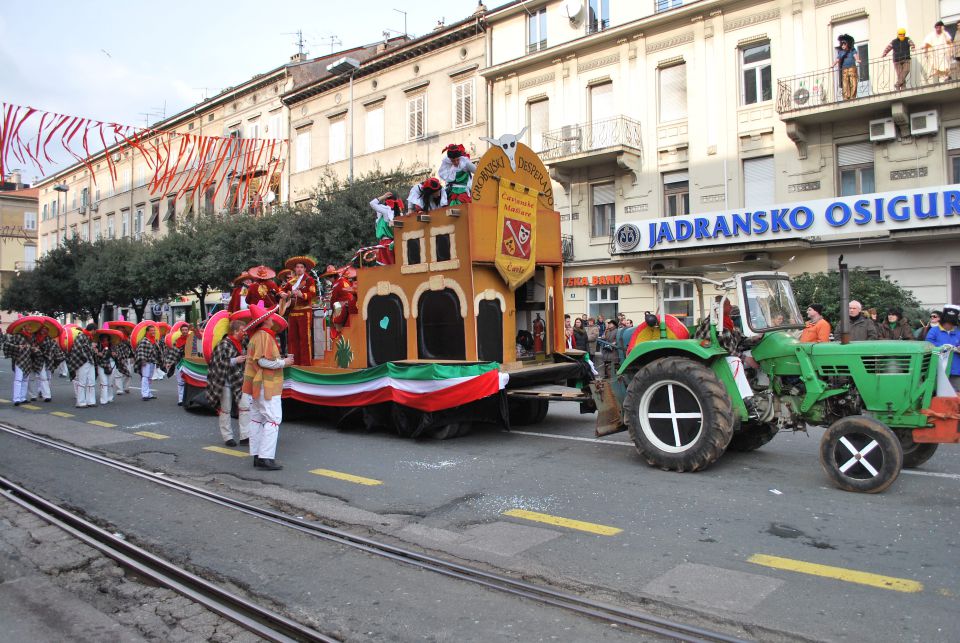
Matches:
[614,185,960,253]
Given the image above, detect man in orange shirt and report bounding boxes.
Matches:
[800,304,831,343]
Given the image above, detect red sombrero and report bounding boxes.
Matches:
[284,255,317,271]
[277,268,292,282]
[60,324,82,352]
[131,321,159,348]
[164,321,190,349]
[8,315,62,338]
[201,311,231,362]
[319,264,339,278]
[93,328,125,346]
[156,322,171,338]
[230,309,254,322]
[106,320,135,336]
[248,265,276,280]
[231,271,251,286]
[244,303,287,334]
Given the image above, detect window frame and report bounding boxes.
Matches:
[740,42,772,106]
[658,63,688,123]
[662,280,695,321]
[590,181,615,239]
[295,130,312,173]
[527,7,547,53]
[328,118,346,163]
[527,99,549,153]
[587,286,619,321]
[587,0,610,34]
[836,142,875,197]
[452,78,475,129]
[365,104,385,154]
[663,172,690,217]
[407,93,426,141]
[23,211,37,231]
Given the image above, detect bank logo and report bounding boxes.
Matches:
[615,223,641,251]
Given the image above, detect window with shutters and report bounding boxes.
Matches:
[591,182,615,238]
[948,127,960,183]
[136,165,146,188]
[528,8,547,53]
[741,42,772,105]
[106,214,115,239]
[528,100,549,152]
[836,142,874,196]
[295,130,311,172]
[663,171,689,217]
[328,118,346,162]
[743,156,775,208]
[659,63,687,123]
[365,105,384,154]
[247,121,260,141]
[268,113,282,139]
[23,211,37,230]
[408,94,426,140]
[453,79,473,129]
[93,218,101,240]
[121,209,129,238]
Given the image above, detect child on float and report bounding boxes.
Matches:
[369,192,404,265]
[438,143,475,205]
[407,177,448,213]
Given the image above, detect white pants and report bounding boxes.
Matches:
[244,392,282,459]
[57,361,68,377]
[28,368,51,401]
[152,364,165,380]
[97,366,115,404]
[218,386,250,442]
[113,362,130,394]
[725,356,754,401]
[141,363,156,398]
[75,363,96,407]
[13,366,29,403]
[175,365,185,403]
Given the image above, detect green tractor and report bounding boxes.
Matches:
[591,261,960,493]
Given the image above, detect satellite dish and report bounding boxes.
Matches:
[563,0,583,23]
[264,190,276,204]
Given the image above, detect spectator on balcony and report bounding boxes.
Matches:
[882,29,916,91]
[832,35,860,101]
[923,20,953,83]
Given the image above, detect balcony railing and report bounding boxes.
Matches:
[540,116,643,162]
[777,43,959,114]
[654,0,690,14]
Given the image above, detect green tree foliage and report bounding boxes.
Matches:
[1,165,427,321]
[791,269,924,324]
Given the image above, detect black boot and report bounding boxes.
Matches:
[258,459,283,471]
[253,456,263,468]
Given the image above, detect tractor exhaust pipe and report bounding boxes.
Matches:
[838,254,850,345]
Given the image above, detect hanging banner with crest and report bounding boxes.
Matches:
[495,180,538,291]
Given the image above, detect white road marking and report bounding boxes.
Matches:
[509,430,960,481]
[127,421,163,429]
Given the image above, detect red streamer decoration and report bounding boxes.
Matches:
[0,102,286,211]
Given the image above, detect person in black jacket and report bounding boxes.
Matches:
[847,300,878,341]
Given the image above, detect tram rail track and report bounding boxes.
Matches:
[0,420,752,643]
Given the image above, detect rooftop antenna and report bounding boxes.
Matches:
[393,8,408,37]
[283,30,308,57]
[322,34,342,53]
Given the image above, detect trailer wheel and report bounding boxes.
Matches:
[728,422,779,452]
[430,423,471,440]
[896,431,939,469]
[508,399,549,426]
[819,416,902,493]
[623,358,734,472]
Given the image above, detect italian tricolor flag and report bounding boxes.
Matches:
[179,359,508,412]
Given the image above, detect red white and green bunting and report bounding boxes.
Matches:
[179,359,508,413]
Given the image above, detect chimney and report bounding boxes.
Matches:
[7,170,23,189]
[290,52,305,63]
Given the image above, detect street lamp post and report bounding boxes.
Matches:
[53,183,69,249]
[326,57,361,183]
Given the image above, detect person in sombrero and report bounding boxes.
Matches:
[28,326,63,403]
[207,318,250,447]
[278,255,318,366]
[241,304,293,471]
[227,272,252,313]
[134,325,162,401]
[106,321,135,395]
[245,265,280,310]
[3,327,33,405]
[65,326,98,408]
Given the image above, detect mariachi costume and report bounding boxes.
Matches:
[369,194,402,265]
[438,143,476,206]
[133,324,162,400]
[227,272,251,313]
[245,265,280,309]
[163,322,191,405]
[93,329,124,406]
[4,332,33,405]
[106,321,134,395]
[280,255,318,366]
[206,313,250,446]
[29,329,63,403]
[241,304,289,470]
[65,331,98,407]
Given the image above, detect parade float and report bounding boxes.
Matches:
[179,139,592,437]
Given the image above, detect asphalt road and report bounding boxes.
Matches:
[0,369,958,642]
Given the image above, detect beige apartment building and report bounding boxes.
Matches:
[483,0,960,322]
[0,172,39,322]
[283,12,489,206]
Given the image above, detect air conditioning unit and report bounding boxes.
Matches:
[78,205,87,215]
[90,201,99,212]
[650,259,679,271]
[910,110,938,136]
[560,125,581,155]
[869,118,896,142]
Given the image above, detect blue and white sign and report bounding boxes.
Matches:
[613,185,960,253]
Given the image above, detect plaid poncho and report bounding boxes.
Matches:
[3,334,32,372]
[162,344,184,377]
[134,337,162,375]
[205,335,244,411]
[112,340,134,368]
[35,337,65,372]
[65,333,96,380]
[93,343,116,375]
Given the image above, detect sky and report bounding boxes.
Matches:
[0,0,492,181]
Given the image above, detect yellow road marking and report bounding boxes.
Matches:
[203,446,249,457]
[21,404,41,410]
[748,554,923,593]
[87,420,116,428]
[309,468,383,486]
[503,509,622,536]
[0,398,10,403]
[135,431,169,440]
[51,411,75,418]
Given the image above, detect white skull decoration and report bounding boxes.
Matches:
[480,128,528,172]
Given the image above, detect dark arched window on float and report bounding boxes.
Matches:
[417,289,465,360]
[477,299,503,363]
[367,294,407,366]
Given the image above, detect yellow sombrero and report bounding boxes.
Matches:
[106,320,135,336]
[131,321,159,349]
[93,328,125,346]
[164,321,191,349]
[284,255,317,271]
[59,324,82,352]
[201,311,231,362]
[8,315,62,338]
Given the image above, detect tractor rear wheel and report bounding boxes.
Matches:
[896,431,939,469]
[430,423,472,440]
[819,416,902,493]
[728,421,779,452]
[508,399,549,426]
[623,358,734,472]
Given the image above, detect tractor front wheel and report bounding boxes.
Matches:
[623,358,734,472]
[896,431,939,469]
[819,416,903,493]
